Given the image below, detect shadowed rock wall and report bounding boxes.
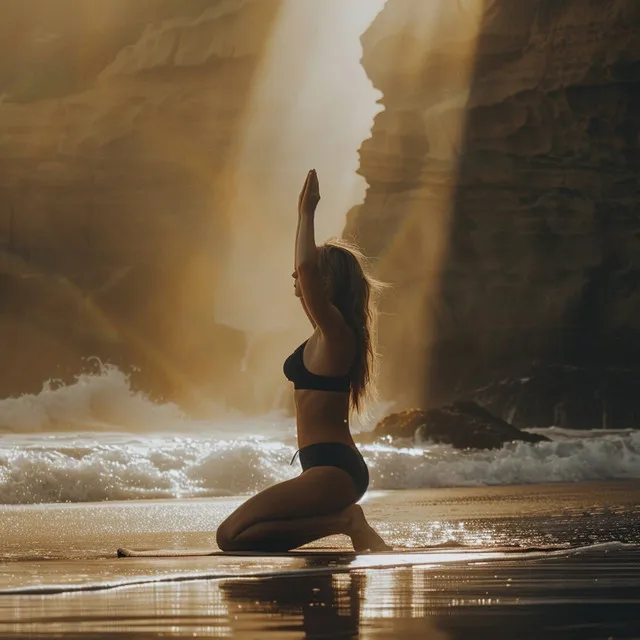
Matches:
[347,0,640,410]
[3,0,639,423]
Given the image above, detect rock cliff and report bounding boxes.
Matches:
[347,0,640,418]
[0,0,281,403]
[3,0,640,428]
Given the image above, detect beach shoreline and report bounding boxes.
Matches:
[3,480,639,560]
[1,481,639,637]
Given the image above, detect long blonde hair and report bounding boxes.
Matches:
[316,238,384,415]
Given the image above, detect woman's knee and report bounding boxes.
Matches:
[216,511,256,551]
[216,522,235,551]
[216,511,242,550]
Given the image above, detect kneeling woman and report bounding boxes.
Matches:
[216,169,390,553]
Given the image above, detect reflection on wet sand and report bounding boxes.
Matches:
[219,553,640,639]
[220,571,365,638]
[219,569,452,638]
[2,484,639,638]
[2,551,640,638]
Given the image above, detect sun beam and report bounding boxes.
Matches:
[213,0,386,410]
[351,0,488,408]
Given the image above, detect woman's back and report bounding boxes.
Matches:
[284,332,357,448]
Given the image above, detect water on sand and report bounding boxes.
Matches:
[1,482,639,638]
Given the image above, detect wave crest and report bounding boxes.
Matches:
[2,432,639,504]
[0,365,190,434]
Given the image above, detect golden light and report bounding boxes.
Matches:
[349,0,488,408]
[1,0,489,413]
[212,0,489,411]
[212,0,386,406]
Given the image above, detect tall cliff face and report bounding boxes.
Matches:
[0,0,282,402]
[348,0,640,410]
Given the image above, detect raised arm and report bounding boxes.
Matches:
[295,170,347,338]
[295,169,320,269]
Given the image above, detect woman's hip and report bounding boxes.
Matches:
[293,442,369,500]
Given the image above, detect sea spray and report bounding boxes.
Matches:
[0,365,187,434]
[2,431,639,505]
[365,432,640,489]
[0,364,382,436]
[1,367,639,504]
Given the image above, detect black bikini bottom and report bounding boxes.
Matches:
[293,442,369,500]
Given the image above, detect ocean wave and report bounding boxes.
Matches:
[0,365,191,434]
[1,367,639,504]
[0,365,380,436]
[524,426,637,440]
[0,437,297,504]
[1,431,639,505]
[364,432,640,489]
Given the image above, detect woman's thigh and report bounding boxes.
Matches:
[217,466,358,541]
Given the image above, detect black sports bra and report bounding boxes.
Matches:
[283,340,351,393]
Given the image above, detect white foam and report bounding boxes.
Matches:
[363,431,640,489]
[0,436,300,504]
[0,364,296,438]
[525,426,637,440]
[1,430,639,504]
[562,541,639,555]
[0,365,188,434]
[1,368,639,504]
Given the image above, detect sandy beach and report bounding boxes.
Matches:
[2,0,640,638]
[2,481,639,638]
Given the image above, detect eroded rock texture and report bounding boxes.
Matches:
[3,0,640,427]
[0,0,281,402]
[347,0,640,419]
[474,364,640,430]
[359,401,549,450]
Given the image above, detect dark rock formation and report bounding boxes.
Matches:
[473,364,640,430]
[347,0,640,409]
[362,401,549,450]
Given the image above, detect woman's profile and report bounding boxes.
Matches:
[216,169,390,552]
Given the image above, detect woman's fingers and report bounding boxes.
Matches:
[308,170,320,199]
[299,169,320,213]
[298,170,311,210]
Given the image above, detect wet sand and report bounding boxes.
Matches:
[1,481,639,638]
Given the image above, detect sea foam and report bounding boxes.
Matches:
[1,431,639,505]
[0,365,188,434]
[1,368,639,504]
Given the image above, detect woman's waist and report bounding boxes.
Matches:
[296,422,355,450]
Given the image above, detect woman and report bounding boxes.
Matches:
[216,169,390,553]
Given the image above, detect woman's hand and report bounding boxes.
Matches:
[298,169,321,216]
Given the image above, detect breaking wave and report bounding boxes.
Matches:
[0,365,195,434]
[1,368,639,504]
[2,431,639,505]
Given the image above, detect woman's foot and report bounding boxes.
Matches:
[345,504,393,552]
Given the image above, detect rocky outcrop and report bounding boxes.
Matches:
[347,0,640,410]
[360,401,549,449]
[0,0,282,403]
[473,364,640,430]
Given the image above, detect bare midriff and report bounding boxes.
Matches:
[294,389,356,450]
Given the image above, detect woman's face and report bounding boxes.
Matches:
[291,270,302,298]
